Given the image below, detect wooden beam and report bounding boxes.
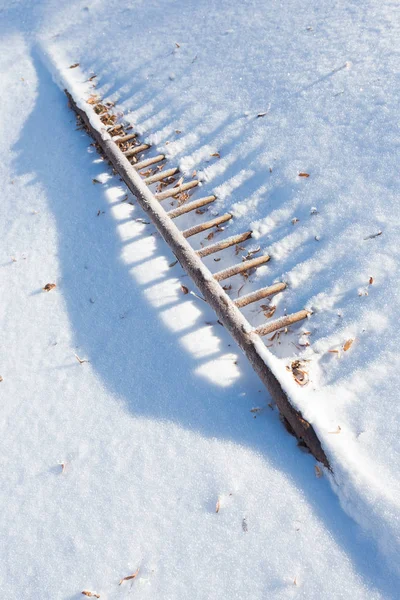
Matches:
[114,132,137,144]
[155,180,198,201]
[143,167,179,185]
[234,282,287,308]
[167,195,216,219]
[124,143,151,158]
[214,255,270,281]
[196,231,252,257]
[134,154,165,170]
[182,214,232,238]
[253,310,309,336]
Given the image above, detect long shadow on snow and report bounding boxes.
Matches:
[11,50,399,597]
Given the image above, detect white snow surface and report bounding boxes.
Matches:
[1,0,400,597]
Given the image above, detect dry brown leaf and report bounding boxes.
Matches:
[87,75,97,82]
[210,152,221,158]
[369,276,374,285]
[175,129,182,134]
[86,95,99,105]
[43,283,56,292]
[69,63,80,69]
[0,376,3,382]
[343,339,354,352]
[235,244,246,256]
[206,231,215,241]
[92,178,101,184]
[175,42,180,48]
[298,172,310,178]
[246,246,261,257]
[192,170,197,178]
[181,285,189,295]
[222,285,232,291]
[328,349,340,354]
[216,498,220,513]
[364,231,382,240]
[257,112,267,118]
[315,465,322,478]
[119,568,140,586]
[82,592,100,598]
[263,305,276,319]
[289,360,309,386]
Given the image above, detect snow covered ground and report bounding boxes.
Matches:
[1,0,400,597]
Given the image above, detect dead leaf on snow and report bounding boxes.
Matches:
[298,172,310,178]
[216,498,220,513]
[119,568,140,586]
[235,244,246,256]
[289,360,309,386]
[364,231,382,240]
[82,592,100,598]
[343,339,354,352]
[315,465,323,478]
[181,285,189,295]
[261,305,276,319]
[210,152,220,158]
[43,283,56,292]
[69,63,80,69]
[369,276,374,285]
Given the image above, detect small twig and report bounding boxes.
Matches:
[74,354,89,364]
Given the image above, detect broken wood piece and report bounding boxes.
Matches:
[167,195,216,218]
[155,180,199,201]
[182,214,232,238]
[196,231,252,257]
[214,255,270,281]
[234,282,287,308]
[143,167,179,185]
[253,310,309,337]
